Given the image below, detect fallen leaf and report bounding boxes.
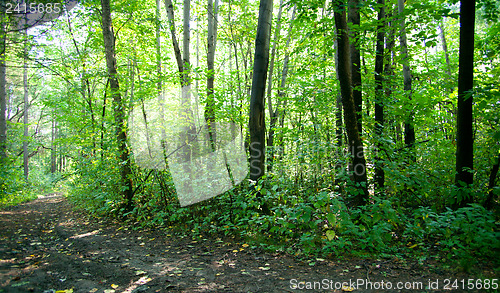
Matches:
[55,289,73,293]
[342,285,355,291]
[89,289,98,293]
[135,270,147,276]
[135,276,152,285]
[111,284,119,289]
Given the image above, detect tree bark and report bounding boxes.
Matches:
[100,0,134,210]
[334,1,369,206]
[439,23,453,87]
[51,117,57,173]
[455,0,475,205]
[348,0,363,134]
[155,0,167,155]
[265,0,284,172]
[249,0,273,185]
[206,0,219,150]
[181,0,196,162]
[374,0,385,191]
[398,0,415,161]
[23,27,29,180]
[0,7,6,160]
[273,6,295,168]
[164,0,184,74]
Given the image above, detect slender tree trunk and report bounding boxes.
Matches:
[336,92,343,147]
[206,0,219,150]
[398,0,415,161]
[374,0,385,191]
[334,36,344,192]
[334,1,368,206]
[484,151,499,210]
[156,0,162,95]
[100,80,109,161]
[348,0,363,134]
[455,0,475,205]
[183,0,190,79]
[273,6,296,168]
[0,8,6,160]
[100,0,134,210]
[249,0,273,187]
[156,0,167,155]
[51,117,57,173]
[384,7,396,159]
[23,25,29,180]
[164,0,183,74]
[265,0,284,172]
[439,23,453,85]
[181,0,196,161]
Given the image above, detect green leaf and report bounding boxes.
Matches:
[326,230,335,241]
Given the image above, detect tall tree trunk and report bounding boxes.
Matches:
[334,1,369,206]
[51,117,57,173]
[164,0,183,74]
[348,0,363,134]
[384,7,396,166]
[23,25,29,180]
[273,6,296,170]
[398,0,415,161]
[265,0,284,172]
[0,7,6,160]
[156,0,167,155]
[249,0,273,187]
[439,23,453,87]
[455,0,475,206]
[374,0,385,191]
[206,0,219,150]
[100,0,134,210]
[181,0,196,161]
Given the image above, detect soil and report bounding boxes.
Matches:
[0,194,496,293]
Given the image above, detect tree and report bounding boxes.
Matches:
[206,0,219,149]
[455,0,476,205]
[334,0,368,206]
[100,0,134,210]
[249,0,273,185]
[374,0,386,190]
[164,0,183,73]
[348,0,362,134]
[164,0,195,162]
[23,22,29,180]
[398,0,415,160]
[267,4,295,172]
[0,5,6,160]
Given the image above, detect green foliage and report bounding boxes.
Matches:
[0,158,66,208]
[69,154,123,215]
[406,204,500,262]
[2,0,498,274]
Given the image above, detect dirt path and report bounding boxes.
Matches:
[0,195,491,292]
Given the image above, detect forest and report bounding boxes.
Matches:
[0,0,499,289]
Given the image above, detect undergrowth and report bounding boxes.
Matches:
[68,167,500,272]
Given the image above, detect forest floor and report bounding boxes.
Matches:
[0,194,496,293]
